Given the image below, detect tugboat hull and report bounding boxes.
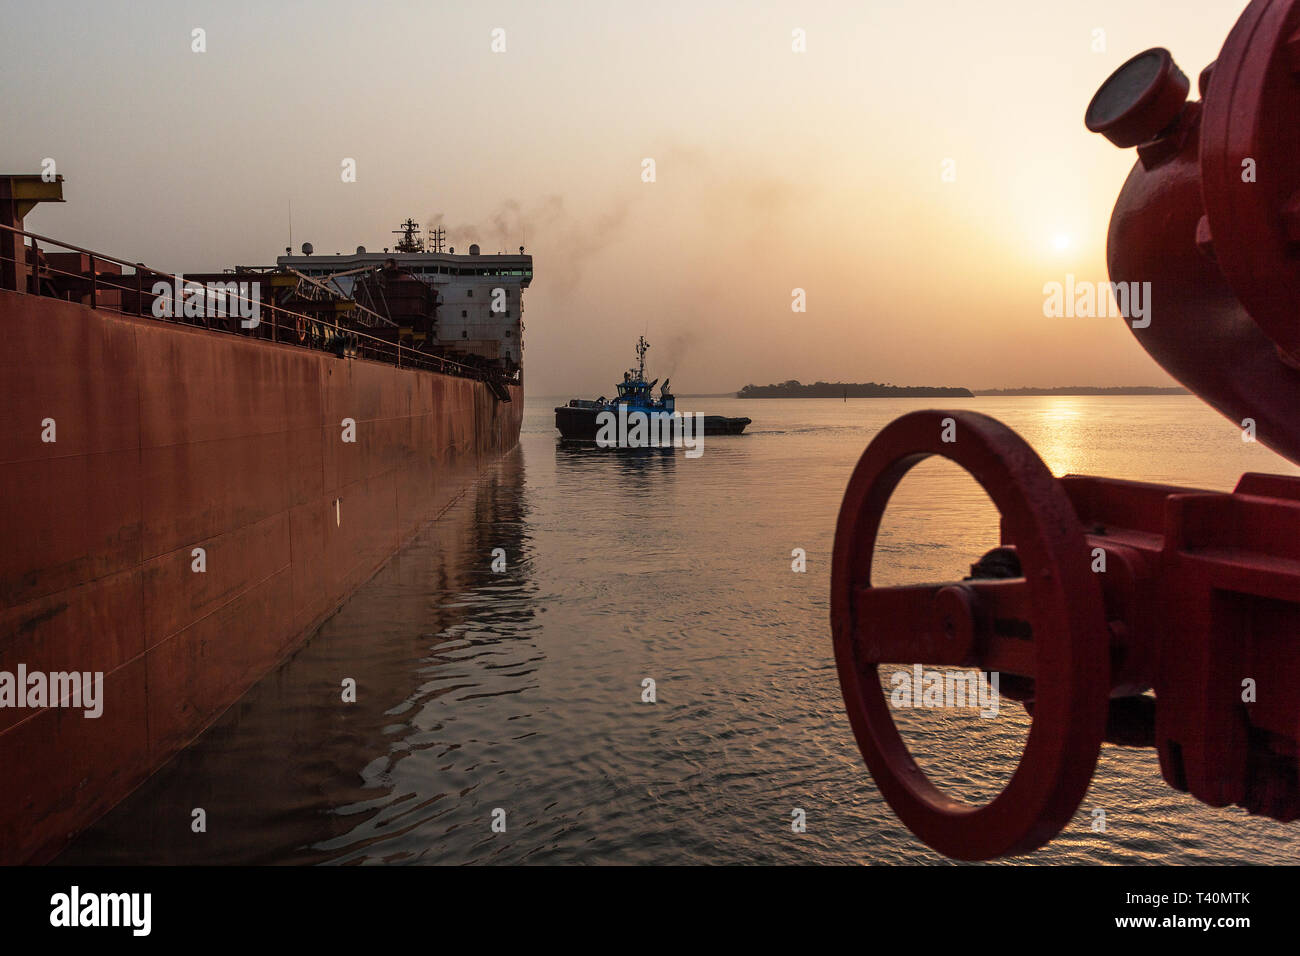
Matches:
[554,404,750,443]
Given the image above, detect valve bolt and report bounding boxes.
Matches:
[1285,27,1300,75]
[1198,61,1215,97]
[1282,191,1300,242]
[1195,215,1216,260]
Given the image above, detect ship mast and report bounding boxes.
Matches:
[428,225,446,254]
[392,218,425,254]
[636,336,649,382]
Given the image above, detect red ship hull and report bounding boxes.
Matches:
[0,289,522,863]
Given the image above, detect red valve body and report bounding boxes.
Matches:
[832,0,1300,859]
[1066,474,1300,821]
[1103,1,1300,465]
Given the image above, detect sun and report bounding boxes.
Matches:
[1052,233,1072,252]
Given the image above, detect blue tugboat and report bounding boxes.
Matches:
[555,337,751,443]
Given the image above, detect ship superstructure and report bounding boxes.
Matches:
[277,220,532,374]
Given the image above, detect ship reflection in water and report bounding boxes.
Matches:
[62,449,540,864]
[63,397,1300,864]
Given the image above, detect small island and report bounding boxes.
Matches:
[737,380,973,399]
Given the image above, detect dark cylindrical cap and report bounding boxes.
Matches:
[1086,48,1190,148]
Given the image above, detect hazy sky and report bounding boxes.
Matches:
[1,0,1248,395]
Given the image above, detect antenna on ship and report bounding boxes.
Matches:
[392,218,425,254]
[428,225,446,254]
[636,335,649,382]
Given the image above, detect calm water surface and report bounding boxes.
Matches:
[61,395,1300,865]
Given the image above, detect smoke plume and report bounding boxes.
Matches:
[427,195,631,298]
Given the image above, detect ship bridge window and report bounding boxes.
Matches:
[467,289,473,297]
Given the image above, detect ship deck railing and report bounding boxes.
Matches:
[0,222,520,389]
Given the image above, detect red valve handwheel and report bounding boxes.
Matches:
[830,410,1110,860]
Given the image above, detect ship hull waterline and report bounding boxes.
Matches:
[0,288,522,864]
[553,405,751,443]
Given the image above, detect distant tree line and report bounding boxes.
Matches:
[736,380,973,399]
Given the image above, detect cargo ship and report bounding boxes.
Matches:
[0,174,530,863]
[555,337,751,442]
